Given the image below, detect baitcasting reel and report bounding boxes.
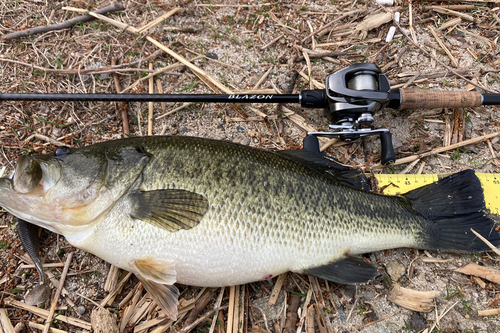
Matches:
[307,63,395,165]
[2,63,499,166]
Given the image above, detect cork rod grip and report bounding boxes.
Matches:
[398,89,482,110]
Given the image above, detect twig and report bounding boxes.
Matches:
[0,58,172,77]
[408,1,418,44]
[0,308,15,333]
[254,67,272,90]
[185,49,247,71]
[176,305,229,333]
[29,322,67,333]
[301,8,367,42]
[30,133,66,147]
[87,11,138,34]
[208,288,225,333]
[119,284,143,332]
[260,34,285,50]
[111,58,130,136]
[100,271,133,307]
[296,288,313,333]
[156,103,193,120]
[185,288,216,326]
[305,306,314,333]
[427,301,460,333]
[74,292,107,310]
[371,131,500,169]
[470,228,500,257]
[431,7,479,24]
[227,286,236,333]
[478,308,500,316]
[399,158,421,174]
[146,37,232,94]
[156,80,167,115]
[43,253,73,333]
[137,8,181,33]
[302,51,313,90]
[283,295,301,333]
[253,305,271,333]
[1,3,125,40]
[4,298,91,330]
[268,274,287,306]
[428,26,458,67]
[148,63,154,136]
[231,285,241,333]
[119,55,202,94]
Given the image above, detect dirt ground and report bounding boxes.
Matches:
[0,0,500,332]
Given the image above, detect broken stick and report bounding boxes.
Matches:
[1,3,125,41]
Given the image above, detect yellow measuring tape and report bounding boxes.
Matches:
[375,173,500,215]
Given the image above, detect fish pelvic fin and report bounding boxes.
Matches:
[131,258,177,285]
[405,169,500,253]
[130,189,209,232]
[301,255,377,284]
[137,275,179,321]
[132,258,179,320]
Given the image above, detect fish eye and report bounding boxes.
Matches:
[55,147,71,157]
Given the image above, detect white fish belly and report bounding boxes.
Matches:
[67,195,417,287]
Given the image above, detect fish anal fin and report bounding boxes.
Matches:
[136,274,179,321]
[130,189,209,232]
[302,255,377,285]
[131,258,177,285]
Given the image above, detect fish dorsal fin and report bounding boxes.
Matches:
[301,255,377,284]
[277,150,370,191]
[130,189,209,232]
[131,258,179,320]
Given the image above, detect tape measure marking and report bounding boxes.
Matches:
[374,173,500,214]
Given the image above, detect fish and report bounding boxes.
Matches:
[0,135,498,319]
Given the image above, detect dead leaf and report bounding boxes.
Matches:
[456,263,500,284]
[91,307,118,333]
[387,284,441,312]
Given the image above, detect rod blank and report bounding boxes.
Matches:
[0,93,300,104]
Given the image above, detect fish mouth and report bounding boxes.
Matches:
[12,156,61,195]
[13,156,42,193]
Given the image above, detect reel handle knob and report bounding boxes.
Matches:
[380,131,396,165]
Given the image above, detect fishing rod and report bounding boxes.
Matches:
[2,63,500,165]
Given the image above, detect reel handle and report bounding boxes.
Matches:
[379,131,396,165]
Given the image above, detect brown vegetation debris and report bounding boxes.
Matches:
[387,284,441,312]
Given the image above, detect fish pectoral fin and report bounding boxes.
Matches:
[302,256,377,284]
[131,258,177,285]
[136,274,179,321]
[130,189,209,232]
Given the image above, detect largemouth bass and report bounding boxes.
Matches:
[0,136,498,319]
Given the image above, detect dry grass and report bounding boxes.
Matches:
[1,0,500,332]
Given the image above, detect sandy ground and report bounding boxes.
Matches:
[0,0,500,332]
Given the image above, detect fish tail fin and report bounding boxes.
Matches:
[404,170,500,253]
